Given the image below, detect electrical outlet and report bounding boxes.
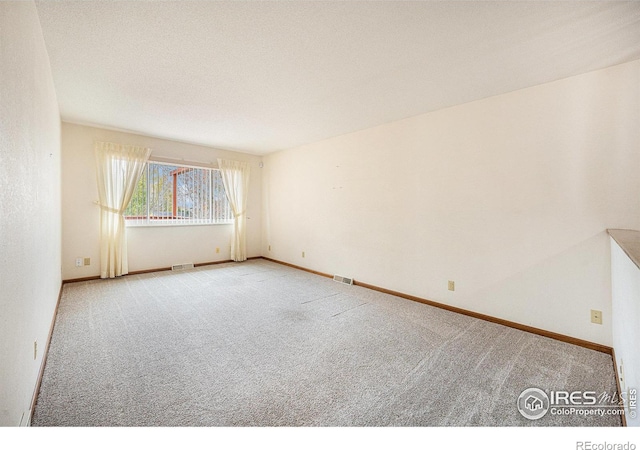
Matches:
[215,247,220,254]
[302,251,305,258]
[591,309,602,324]
[75,258,83,267]
[448,280,455,291]
[33,340,37,360]
[83,257,90,266]
[268,245,271,251]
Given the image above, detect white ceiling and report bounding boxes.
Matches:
[35,1,640,155]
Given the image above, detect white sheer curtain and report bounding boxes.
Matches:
[217,159,250,262]
[95,141,151,278]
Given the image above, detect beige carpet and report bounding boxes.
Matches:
[32,259,621,426]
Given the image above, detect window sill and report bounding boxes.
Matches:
[125,222,233,228]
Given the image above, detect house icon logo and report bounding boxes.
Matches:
[517,388,550,420]
[525,395,543,411]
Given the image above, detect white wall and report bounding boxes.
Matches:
[611,237,640,426]
[0,1,62,426]
[61,122,262,280]
[263,60,640,346]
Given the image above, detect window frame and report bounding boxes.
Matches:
[124,159,233,227]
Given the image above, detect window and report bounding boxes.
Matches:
[124,161,233,226]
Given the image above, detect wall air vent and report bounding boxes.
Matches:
[172,263,195,271]
[333,275,353,285]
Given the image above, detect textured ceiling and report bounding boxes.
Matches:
[35,1,640,155]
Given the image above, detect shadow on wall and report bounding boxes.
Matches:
[463,230,612,345]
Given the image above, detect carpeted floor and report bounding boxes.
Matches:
[32,259,621,426]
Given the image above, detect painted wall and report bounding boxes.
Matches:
[0,1,62,426]
[611,237,640,426]
[262,60,640,346]
[61,122,263,280]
